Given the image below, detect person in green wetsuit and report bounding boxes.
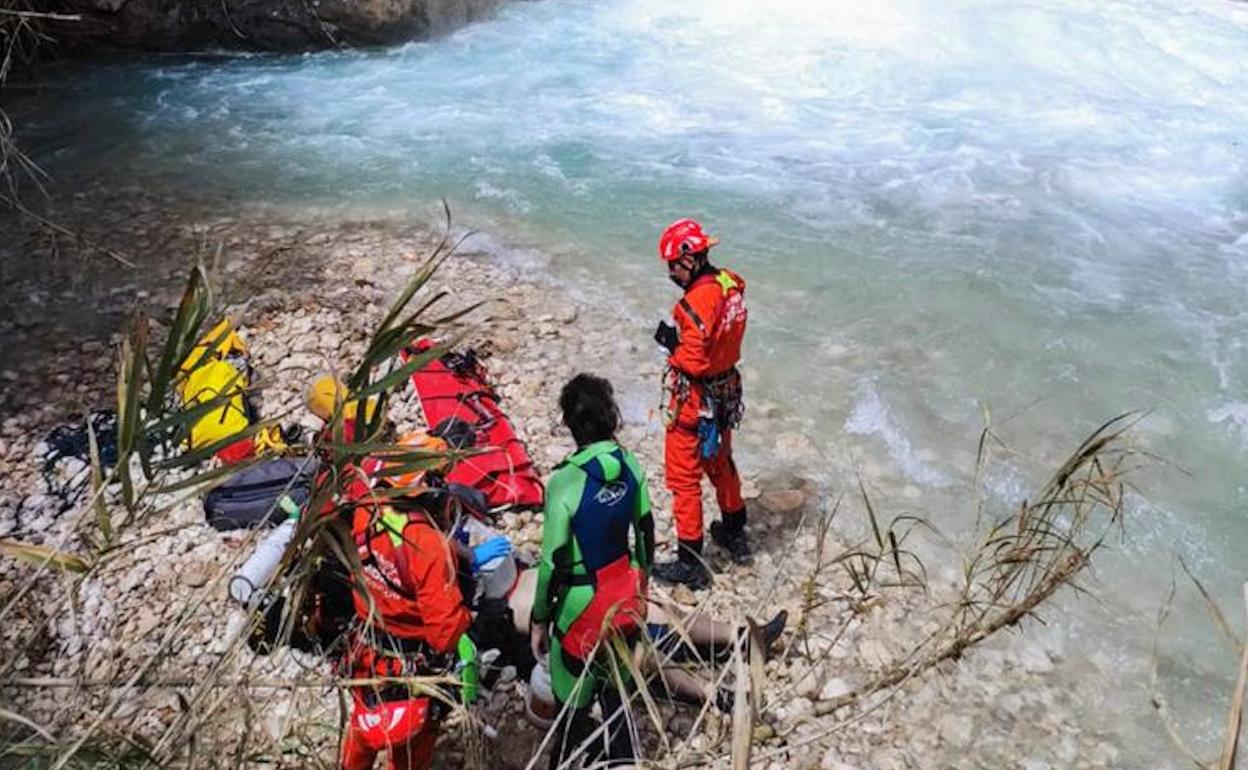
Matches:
[530,374,655,770]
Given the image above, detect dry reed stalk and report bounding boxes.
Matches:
[1218,583,1248,770]
[749,413,1139,747]
[0,0,50,204]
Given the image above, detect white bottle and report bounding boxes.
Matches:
[229,518,296,609]
[525,659,557,729]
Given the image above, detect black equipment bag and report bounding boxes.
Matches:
[204,456,319,531]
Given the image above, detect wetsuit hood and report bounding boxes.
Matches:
[567,440,623,483]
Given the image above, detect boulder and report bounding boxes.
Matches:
[759,488,806,514]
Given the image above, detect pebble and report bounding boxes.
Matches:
[821,749,862,770]
[938,714,976,749]
[819,676,852,701]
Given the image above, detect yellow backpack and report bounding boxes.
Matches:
[177,319,254,452]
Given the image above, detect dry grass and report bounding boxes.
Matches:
[1150,565,1248,770]
[742,412,1142,753]
[0,0,57,205]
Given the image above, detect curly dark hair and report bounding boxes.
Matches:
[559,373,621,447]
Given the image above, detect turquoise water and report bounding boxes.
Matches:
[13,0,1248,758]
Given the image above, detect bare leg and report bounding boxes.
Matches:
[510,567,538,634]
[653,665,717,706]
[645,602,736,647]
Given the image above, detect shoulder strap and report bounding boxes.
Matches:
[680,270,738,335]
[678,298,707,334]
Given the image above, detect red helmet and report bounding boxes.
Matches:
[658,218,719,262]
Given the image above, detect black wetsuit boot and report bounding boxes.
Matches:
[549,704,597,770]
[652,537,711,590]
[549,691,637,769]
[598,686,637,766]
[710,507,752,565]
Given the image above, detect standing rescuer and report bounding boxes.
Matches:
[530,374,655,769]
[652,218,750,590]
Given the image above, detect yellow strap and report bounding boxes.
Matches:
[379,506,409,548]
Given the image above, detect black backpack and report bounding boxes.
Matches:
[203,456,319,531]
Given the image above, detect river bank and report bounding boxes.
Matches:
[0,191,1151,769]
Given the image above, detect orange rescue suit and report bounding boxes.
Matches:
[350,503,470,651]
[340,498,470,770]
[664,268,748,542]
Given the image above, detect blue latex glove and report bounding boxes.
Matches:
[470,536,513,574]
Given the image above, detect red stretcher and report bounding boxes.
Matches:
[401,339,544,512]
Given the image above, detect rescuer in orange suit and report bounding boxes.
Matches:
[651,218,750,590]
[338,432,475,770]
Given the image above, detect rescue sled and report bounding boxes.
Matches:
[402,339,544,512]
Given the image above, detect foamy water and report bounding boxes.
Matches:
[13,0,1248,761]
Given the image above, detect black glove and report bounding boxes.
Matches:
[654,321,679,353]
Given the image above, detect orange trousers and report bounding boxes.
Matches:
[340,711,438,770]
[665,426,744,542]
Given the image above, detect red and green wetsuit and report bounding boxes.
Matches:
[533,440,655,707]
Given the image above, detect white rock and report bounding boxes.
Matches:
[1088,742,1120,766]
[181,561,214,588]
[937,713,975,748]
[819,676,853,701]
[820,748,861,770]
[754,400,780,419]
[1054,735,1078,764]
[857,637,891,668]
[793,663,824,699]
[133,609,161,638]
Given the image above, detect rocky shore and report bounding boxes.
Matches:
[0,193,1128,769]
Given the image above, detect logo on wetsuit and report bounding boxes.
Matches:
[594,481,628,507]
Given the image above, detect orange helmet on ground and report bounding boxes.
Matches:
[374,430,451,490]
[659,218,719,262]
